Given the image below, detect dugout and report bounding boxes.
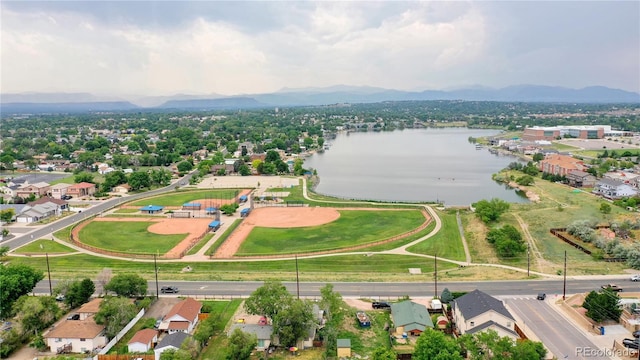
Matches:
[182,202,202,210]
[208,220,221,231]
[239,195,248,203]
[140,205,164,214]
[205,206,217,215]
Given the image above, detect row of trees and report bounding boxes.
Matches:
[566,219,640,268]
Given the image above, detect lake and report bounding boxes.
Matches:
[303,128,527,206]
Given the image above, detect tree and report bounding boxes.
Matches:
[273,298,314,347]
[96,268,113,296]
[0,209,15,223]
[265,150,281,163]
[95,296,138,339]
[0,245,9,257]
[319,284,342,323]
[583,289,622,322]
[372,347,397,360]
[0,264,44,318]
[220,203,239,215]
[413,328,463,360]
[104,273,147,298]
[13,295,61,335]
[244,280,293,320]
[532,153,544,162]
[458,330,546,360]
[472,198,510,223]
[600,202,612,214]
[177,160,194,173]
[128,171,151,191]
[64,278,95,308]
[226,328,257,360]
[440,288,454,303]
[74,172,95,184]
[515,175,534,186]
[238,164,251,176]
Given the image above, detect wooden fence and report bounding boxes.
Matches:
[549,227,626,262]
[97,355,154,360]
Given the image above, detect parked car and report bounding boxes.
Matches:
[631,274,640,282]
[633,330,640,338]
[536,293,546,300]
[55,294,65,302]
[61,195,72,200]
[160,286,179,294]
[623,338,640,349]
[601,284,623,292]
[67,314,80,321]
[372,301,391,309]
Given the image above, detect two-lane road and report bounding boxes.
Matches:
[508,298,609,360]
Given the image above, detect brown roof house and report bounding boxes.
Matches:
[159,298,202,334]
[44,316,107,354]
[50,183,72,199]
[77,298,102,320]
[128,328,158,353]
[67,182,96,197]
[16,181,51,198]
[539,154,587,177]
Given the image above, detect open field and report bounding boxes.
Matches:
[406,209,466,261]
[235,209,426,256]
[78,220,188,254]
[13,239,76,254]
[128,189,241,207]
[9,253,459,281]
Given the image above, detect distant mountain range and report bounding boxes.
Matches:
[2,85,639,114]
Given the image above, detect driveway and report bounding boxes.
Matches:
[506,298,611,360]
[145,297,182,320]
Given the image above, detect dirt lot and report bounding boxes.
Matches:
[145,297,182,320]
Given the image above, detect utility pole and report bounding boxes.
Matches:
[434,253,438,298]
[527,243,530,277]
[45,253,52,295]
[563,250,567,301]
[295,254,300,299]
[154,253,159,298]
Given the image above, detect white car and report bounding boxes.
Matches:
[631,274,640,282]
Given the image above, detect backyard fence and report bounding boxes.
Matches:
[549,226,626,262]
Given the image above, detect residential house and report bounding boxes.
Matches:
[159,298,202,334]
[50,183,72,199]
[390,300,434,337]
[228,323,273,351]
[77,298,102,320]
[566,170,597,188]
[43,317,107,354]
[539,154,587,177]
[28,197,69,213]
[0,204,29,222]
[67,182,96,198]
[593,179,638,200]
[96,163,115,175]
[112,184,131,194]
[604,172,640,186]
[154,332,190,360]
[128,328,158,353]
[452,289,519,340]
[16,181,51,198]
[16,203,60,223]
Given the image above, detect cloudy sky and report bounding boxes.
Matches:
[1,1,639,96]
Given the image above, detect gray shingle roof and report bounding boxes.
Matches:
[228,323,273,340]
[453,289,514,321]
[156,332,189,350]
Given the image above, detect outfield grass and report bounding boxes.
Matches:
[13,240,76,254]
[235,210,426,255]
[113,208,140,214]
[205,219,242,256]
[129,189,240,207]
[407,209,466,261]
[363,220,437,252]
[10,253,458,282]
[78,221,187,254]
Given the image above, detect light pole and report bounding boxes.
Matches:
[295,254,300,299]
[434,253,438,298]
[45,252,52,295]
[154,253,159,298]
[563,250,567,301]
[527,244,530,277]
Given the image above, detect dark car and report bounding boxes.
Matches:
[67,314,80,321]
[623,338,640,349]
[372,301,391,309]
[61,195,72,200]
[536,293,546,300]
[160,286,179,294]
[633,330,640,338]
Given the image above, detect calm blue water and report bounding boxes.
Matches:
[304,128,527,206]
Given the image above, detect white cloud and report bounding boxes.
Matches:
[1,1,638,95]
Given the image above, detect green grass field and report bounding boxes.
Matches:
[113,208,140,214]
[187,233,214,255]
[13,240,76,254]
[198,299,246,360]
[10,253,458,282]
[235,210,426,255]
[78,221,187,254]
[129,189,240,207]
[407,209,466,261]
